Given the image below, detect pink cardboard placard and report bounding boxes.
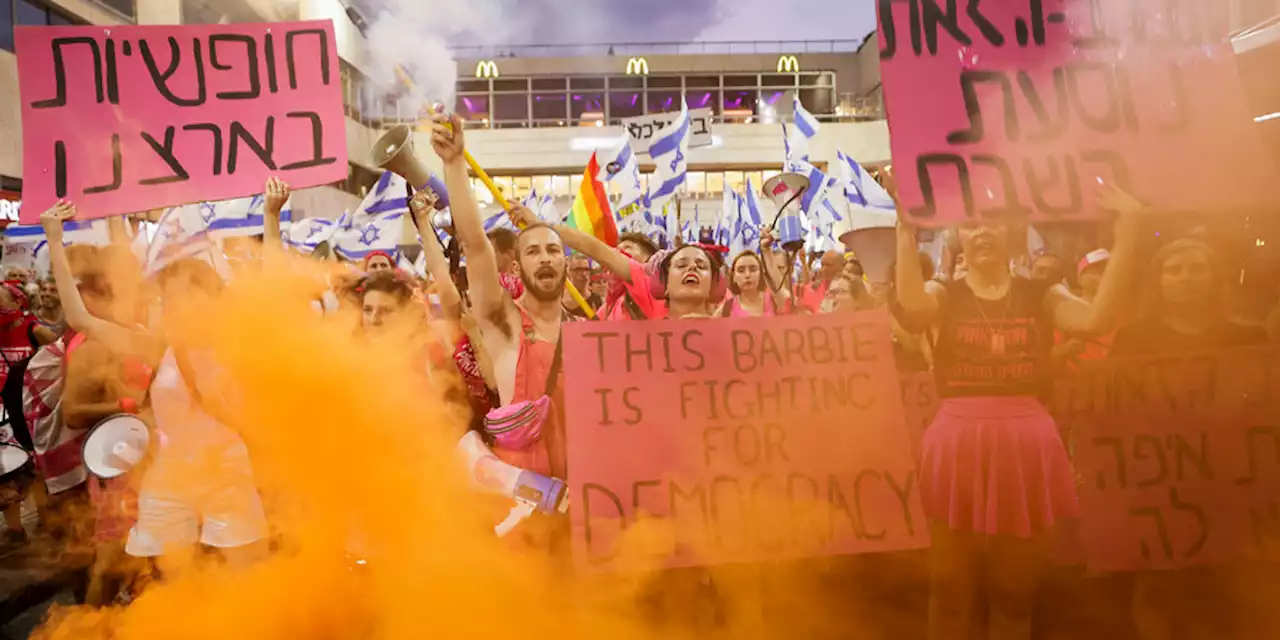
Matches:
[877,0,1276,226]
[1057,347,1280,572]
[563,311,930,572]
[15,20,348,223]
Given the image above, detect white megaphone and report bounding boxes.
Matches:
[834,203,899,284]
[82,415,150,479]
[762,173,810,253]
[455,431,569,538]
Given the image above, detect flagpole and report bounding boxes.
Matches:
[394,66,595,318]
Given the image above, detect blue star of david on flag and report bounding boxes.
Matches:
[359,224,381,246]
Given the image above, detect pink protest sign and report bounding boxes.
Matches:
[877,0,1276,226]
[563,311,929,571]
[15,21,347,222]
[1056,347,1280,572]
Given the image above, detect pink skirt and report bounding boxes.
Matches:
[920,396,1079,538]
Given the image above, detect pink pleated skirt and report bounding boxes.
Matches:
[920,396,1079,538]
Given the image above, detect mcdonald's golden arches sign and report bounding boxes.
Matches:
[777,55,800,73]
[475,60,500,78]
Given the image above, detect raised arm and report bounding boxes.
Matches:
[106,215,130,247]
[262,176,289,252]
[429,112,506,321]
[1049,186,1144,335]
[888,171,942,325]
[41,202,163,361]
[508,205,634,280]
[758,226,792,303]
[409,190,462,320]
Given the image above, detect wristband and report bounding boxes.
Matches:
[118,397,138,415]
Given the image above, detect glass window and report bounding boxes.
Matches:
[647,76,681,89]
[746,171,766,194]
[493,79,527,92]
[511,176,532,201]
[762,74,797,88]
[493,177,514,203]
[686,75,719,89]
[458,80,489,93]
[609,90,643,119]
[724,171,746,195]
[456,94,490,122]
[646,90,681,114]
[571,92,605,123]
[570,77,605,90]
[706,172,725,197]
[686,90,718,112]
[0,0,15,52]
[531,175,552,198]
[17,0,47,25]
[686,172,706,198]
[722,90,758,119]
[99,0,134,17]
[532,92,567,122]
[800,72,833,88]
[493,94,528,122]
[723,74,758,88]
[570,174,583,196]
[760,90,788,108]
[551,175,572,197]
[532,78,565,91]
[799,87,834,115]
[608,76,643,90]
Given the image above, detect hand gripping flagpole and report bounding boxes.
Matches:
[392,67,595,318]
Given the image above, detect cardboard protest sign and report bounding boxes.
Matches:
[877,0,1275,226]
[15,20,347,223]
[563,311,929,571]
[899,373,939,461]
[1056,347,1280,572]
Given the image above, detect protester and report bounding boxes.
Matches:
[363,251,396,274]
[1110,239,1268,356]
[508,206,664,321]
[1052,250,1115,370]
[35,278,66,335]
[894,179,1144,640]
[41,202,270,574]
[658,245,725,319]
[0,278,58,550]
[429,111,573,489]
[1031,252,1070,287]
[563,254,603,319]
[487,228,518,275]
[720,251,784,317]
[797,250,843,311]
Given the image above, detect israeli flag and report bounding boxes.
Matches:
[784,96,821,169]
[146,204,215,276]
[603,140,645,215]
[334,212,404,261]
[716,189,741,251]
[836,150,895,211]
[286,217,339,254]
[202,195,294,238]
[742,178,764,250]
[397,251,427,278]
[646,100,691,211]
[5,218,111,246]
[354,171,411,222]
[483,208,514,232]
[522,189,559,224]
[793,161,838,220]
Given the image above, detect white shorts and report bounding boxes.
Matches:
[125,440,268,557]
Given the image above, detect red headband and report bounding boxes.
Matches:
[363,251,395,269]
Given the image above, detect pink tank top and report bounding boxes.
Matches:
[725,295,777,318]
[496,307,569,479]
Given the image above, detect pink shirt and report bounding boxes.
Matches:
[724,295,778,318]
[605,258,667,321]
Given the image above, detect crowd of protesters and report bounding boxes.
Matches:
[0,110,1274,639]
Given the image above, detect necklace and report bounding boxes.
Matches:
[972,281,1014,356]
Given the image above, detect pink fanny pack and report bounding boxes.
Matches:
[483,396,551,451]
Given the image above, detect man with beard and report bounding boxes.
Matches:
[428,111,574,482]
[507,206,663,321]
[562,254,603,319]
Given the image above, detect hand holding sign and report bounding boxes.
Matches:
[39,200,77,245]
[264,177,291,219]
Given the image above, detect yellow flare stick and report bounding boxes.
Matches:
[394,66,595,318]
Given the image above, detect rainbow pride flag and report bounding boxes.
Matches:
[567,152,618,246]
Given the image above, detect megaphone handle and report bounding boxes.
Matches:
[418,101,597,319]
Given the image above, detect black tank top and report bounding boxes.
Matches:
[933,277,1053,399]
